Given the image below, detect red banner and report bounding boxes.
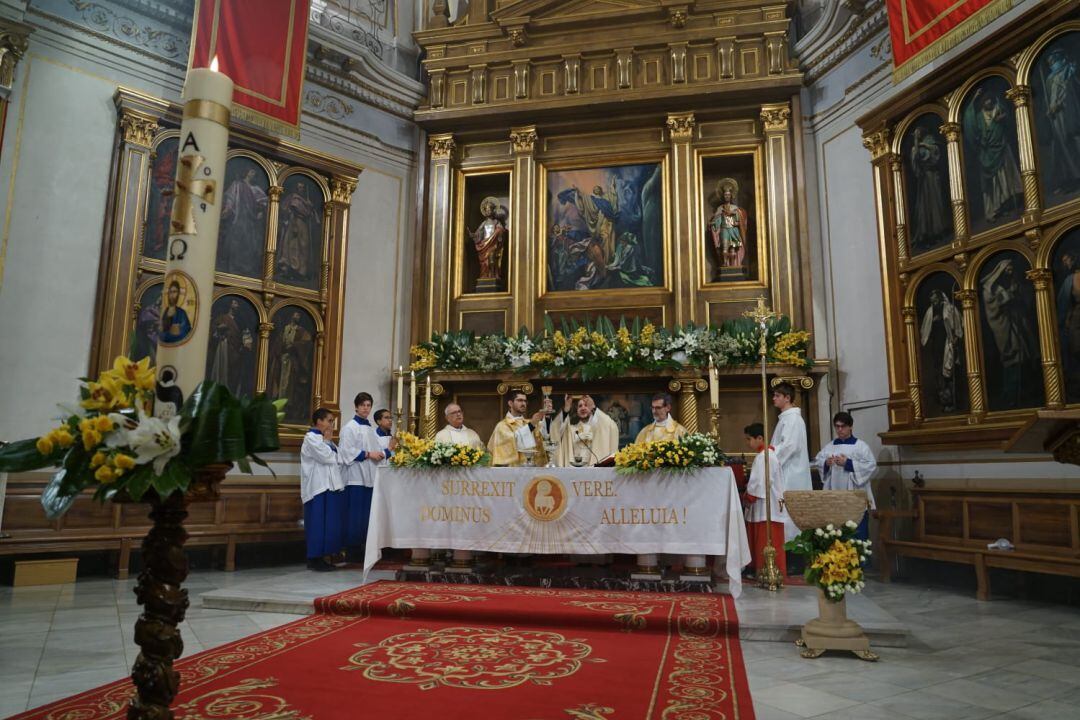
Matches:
[887,0,1012,81]
[190,0,310,137]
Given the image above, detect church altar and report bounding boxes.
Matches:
[363,466,752,597]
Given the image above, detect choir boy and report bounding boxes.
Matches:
[814,411,877,540]
[301,408,346,572]
[338,392,384,562]
[742,422,789,577]
[770,381,810,548]
[373,408,397,466]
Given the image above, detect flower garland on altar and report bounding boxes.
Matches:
[391,432,491,468]
[614,433,727,473]
[0,356,283,517]
[785,521,872,602]
[409,315,811,380]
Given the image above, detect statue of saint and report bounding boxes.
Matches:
[469,196,508,292]
[708,178,748,278]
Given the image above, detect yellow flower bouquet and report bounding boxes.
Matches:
[785,521,872,601]
[614,433,726,473]
[391,431,490,469]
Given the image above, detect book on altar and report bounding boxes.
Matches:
[595,454,616,467]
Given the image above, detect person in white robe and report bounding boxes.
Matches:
[373,408,397,466]
[770,381,810,545]
[300,408,346,572]
[338,392,385,561]
[635,393,687,443]
[741,422,790,577]
[549,395,620,466]
[814,411,877,541]
[434,403,485,449]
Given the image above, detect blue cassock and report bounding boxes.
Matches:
[300,429,346,559]
[344,417,376,552]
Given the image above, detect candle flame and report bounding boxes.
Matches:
[210,55,219,72]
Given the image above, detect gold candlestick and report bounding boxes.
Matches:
[744,296,783,592]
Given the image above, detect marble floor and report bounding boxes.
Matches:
[2,567,1079,719]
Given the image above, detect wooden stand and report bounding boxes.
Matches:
[796,589,878,662]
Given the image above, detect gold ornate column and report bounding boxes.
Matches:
[509,126,538,329]
[0,20,31,160]
[955,289,986,421]
[887,155,909,265]
[1006,85,1042,222]
[262,185,283,308]
[1027,268,1064,408]
[940,122,968,245]
[422,382,445,440]
[669,374,706,434]
[321,176,359,415]
[666,112,696,326]
[901,307,924,423]
[255,321,273,394]
[760,102,802,325]
[426,134,456,337]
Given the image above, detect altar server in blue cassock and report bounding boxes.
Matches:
[301,408,346,572]
[338,392,384,562]
[814,411,877,541]
[373,408,397,466]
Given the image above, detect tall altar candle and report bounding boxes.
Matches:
[424,375,432,417]
[410,371,417,415]
[154,58,233,417]
[396,366,404,413]
[708,360,719,408]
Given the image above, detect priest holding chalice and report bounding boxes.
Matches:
[548,394,619,467]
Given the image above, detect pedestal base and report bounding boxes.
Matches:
[798,591,879,661]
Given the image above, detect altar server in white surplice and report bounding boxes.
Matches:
[435,403,485,449]
[741,422,789,577]
[550,395,620,466]
[373,408,397,466]
[635,393,687,444]
[769,381,810,543]
[814,411,877,541]
[300,408,346,572]
[338,392,385,562]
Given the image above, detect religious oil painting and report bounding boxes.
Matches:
[267,305,316,425]
[461,172,510,294]
[701,154,757,283]
[206,294,259,399]
[914,272,968,417]
[217,156,270,278]
[158,270,198,347]
[901,113,955,254]
[274,173,324,290]
[546,162,663,292]
[961,75,1023,234]
[1032,31,1080,206]
[143,135,178,261]
[132,282,162,365]
[1052,227,1080,404]
[977,251,1043,411]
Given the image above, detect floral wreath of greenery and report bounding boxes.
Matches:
[614,433,728,473]
[0,357,282,517]
[785,521,872,602]
[409,315,811,381]
[391,431,491,468]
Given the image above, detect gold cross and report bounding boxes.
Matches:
[742,295,777,326]
[168,154,217,237]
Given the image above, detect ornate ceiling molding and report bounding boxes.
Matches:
[797,1,888,84]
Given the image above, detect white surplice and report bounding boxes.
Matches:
[434,424,485,449]
[300,430,345,504]
[814,437,877,509]
[338,416,382,488]
[550,410,619,466]
[771,407,811,492]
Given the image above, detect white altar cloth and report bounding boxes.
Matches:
[364,466,752,597]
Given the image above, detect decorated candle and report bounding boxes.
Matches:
[154,58,233,418]
[410,371,417,415]
[709,360,719,408]
[396,365,404,413]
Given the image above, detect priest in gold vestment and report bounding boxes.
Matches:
[487,391,549,466]
[549,395,620,466]
[635,392,687,443]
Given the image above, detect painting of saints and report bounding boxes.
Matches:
[1053,231,1080,403]
[961,78,1023,231]
[143,136,178,260]
[206,296,258,398]
[268,308,314,424]
[707,179,749,279]
[159,276,194,345]
[546,163,663,291]
[468,196,508,292]
[917,278,965,416]
[217,160,269,278]
[275,176,323,289]
[904,117,953,252]
[132,283,162,364]
[978,255,1042,410]
[1034,39,1080,200]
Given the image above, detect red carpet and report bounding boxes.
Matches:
[13,582,755,720]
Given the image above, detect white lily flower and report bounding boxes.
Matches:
[126,407,182,476]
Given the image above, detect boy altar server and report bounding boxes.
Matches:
[373,408,397,466]
[742,422,789,577]
[435,404,484,448]
[550,395,619,466]
[815,411,877,540]
[488,391,548,466]
[301,408,346,572]
[770,381,810,545]
[338,392,385,561]
[635,393,687,443]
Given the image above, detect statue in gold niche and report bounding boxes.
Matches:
[707,178,748,280]
[468,196,508,293]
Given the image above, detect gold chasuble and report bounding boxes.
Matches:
[635,418,688,444]
[487,414,547,466]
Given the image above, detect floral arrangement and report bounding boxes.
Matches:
[785,521,872,602]
[614,432,727,473]
[409,315,811,380]
[390,432,491,468]
[0,356,282,517]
